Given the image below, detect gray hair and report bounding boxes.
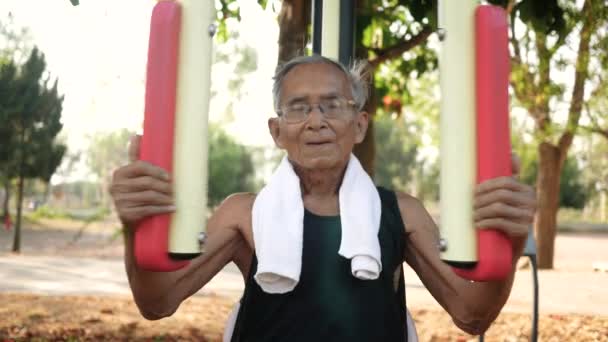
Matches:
[272,55,370,112]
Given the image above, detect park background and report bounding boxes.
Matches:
[0,0,607,340]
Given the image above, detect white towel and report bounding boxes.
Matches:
[252,154,382,294]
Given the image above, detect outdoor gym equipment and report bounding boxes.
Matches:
[438,1,513,281]
[135,0,214,271]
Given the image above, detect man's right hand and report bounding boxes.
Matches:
[109,135,175,228]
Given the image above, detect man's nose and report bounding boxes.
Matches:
[306,105,327,130]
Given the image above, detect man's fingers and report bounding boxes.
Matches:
[111,175,172,197]
[128,134,142,163]
[115,190,174,208]
[475,176,529,195]
[474,188,536,210]
[475,218,528,238]
[119,205,176,226]
[474,202,534,223]
[117,160,170,182]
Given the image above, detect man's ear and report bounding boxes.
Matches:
[268,117,284,148]
[354,111,369,144]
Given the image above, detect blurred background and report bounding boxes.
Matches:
[0,0,607,341]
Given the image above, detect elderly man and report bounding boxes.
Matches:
[110,55,536,341]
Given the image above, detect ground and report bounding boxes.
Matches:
[1,293,607,341]
[1,217,608,341]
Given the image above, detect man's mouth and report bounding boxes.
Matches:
[306,140,332,145]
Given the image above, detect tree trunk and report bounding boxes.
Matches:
[13,117,26,253]
[2,179,9,219]
[40,180,51,205]
[535,142,563,269]
[12,172,24,253]
[277,0,311,65]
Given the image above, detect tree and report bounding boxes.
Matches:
[0,47,66,253]
[208,124,256,207]
[276,0,310,65]
[518,155,591,210]
[86,129,132,210]
[579,64,608,221]
[0,60,18,223]
[486,0,608,268]
[373,113,418,192]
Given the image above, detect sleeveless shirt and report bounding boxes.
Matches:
[230,187,408,341]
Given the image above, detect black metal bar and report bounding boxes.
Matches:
[480,254,540,342]
[338,0,355,65]
[530,255,539,342]
[312,0,323,55]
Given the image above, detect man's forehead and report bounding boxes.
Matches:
[280,62,350,99]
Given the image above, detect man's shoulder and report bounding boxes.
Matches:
[373,187,424,216]
[222,192,257,209]
[210,192,256,244]
[392,191,431,234]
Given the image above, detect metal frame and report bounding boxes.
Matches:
[311,0,355,66]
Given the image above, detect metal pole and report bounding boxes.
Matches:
[530,255,539,342]
[312,0,323,55]
[338,0,355,66]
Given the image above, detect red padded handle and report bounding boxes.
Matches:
[135,0,188,272]
[453,5,512,281]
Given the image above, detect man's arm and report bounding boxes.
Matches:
[110,135,254,320]
[398,192,528,335]
[120,193,252,320]
[397,153,535,335]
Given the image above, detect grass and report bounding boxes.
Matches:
[24,206,110,225]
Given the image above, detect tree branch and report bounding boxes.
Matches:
[579,125,608,140]
[506,0,516,14]
[368,27,433,68]
[557,0,595,163]
[509,11,546,129]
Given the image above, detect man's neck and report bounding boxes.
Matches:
[291,161,347,215]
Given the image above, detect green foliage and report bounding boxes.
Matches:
[559,158,591,209]
[373,114,418,192]
[512,129,592,210]
[357,1,437,105]
[86,129,132,208]
[0,47,66,184]
[207,124,256,206]
[54,180,102,208]
[487,0,568,35]
[215,0,270,42]
[26,205,69,221]
[518,155,590,209]
[87,129,131,182]
[25,203,110,223]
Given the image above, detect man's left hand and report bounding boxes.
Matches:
[473,154,537,239]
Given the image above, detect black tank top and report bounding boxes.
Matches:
[231,187,408,341]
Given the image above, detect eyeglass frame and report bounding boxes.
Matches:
[276,96,358,124]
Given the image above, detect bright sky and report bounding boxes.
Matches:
[1,0,279,182]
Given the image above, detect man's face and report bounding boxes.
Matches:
[269,62,368,170]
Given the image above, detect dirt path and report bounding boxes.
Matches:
[2,225,608,316]
[2,293,607,342]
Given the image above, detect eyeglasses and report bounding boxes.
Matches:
[277,97,357,124]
